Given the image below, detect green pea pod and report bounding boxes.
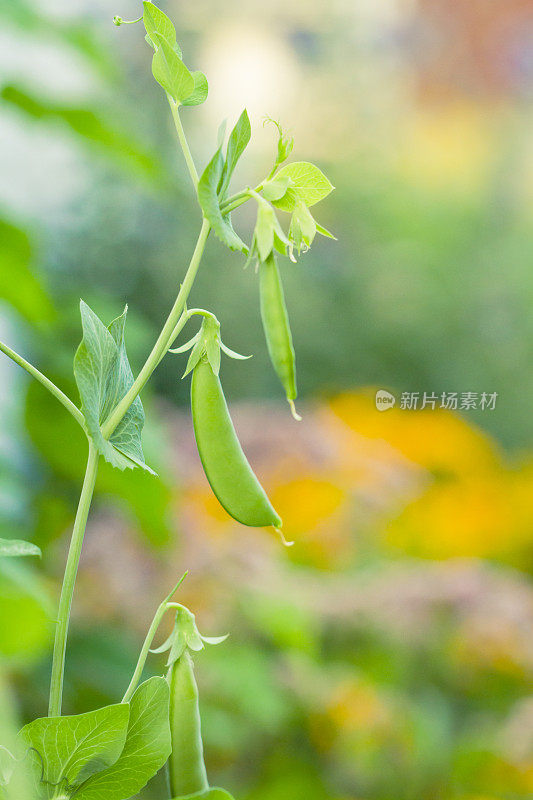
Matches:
[259,253,301,420]
[191,357,282,529]
[167,650,209,797]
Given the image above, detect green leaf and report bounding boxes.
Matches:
[262,175,291,202]
[219,109,251,196]
[198,149,248,253]
[74,301,154,474]
[74,677,171,800]
[143,1,179,51]
[265,116,294,170]
[151,33,194,104]
[18,704,129,790]
[0,85,161,180]
[181,71,209,107]
[0,217,54,325]
[0,539,41,559]
[316,221,337,240]
[172,789,236,800]
[271,161,334,212]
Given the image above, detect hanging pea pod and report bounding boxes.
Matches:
[259,253,300,421]
[191,356,283,529]
[177,314,286,534]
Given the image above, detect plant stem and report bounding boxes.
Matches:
[48,442,99,717]
[0,339,85,428]
[101,218,211,439]
[168,100,199,189]
[122,601,181,703]
[220,184,263,215]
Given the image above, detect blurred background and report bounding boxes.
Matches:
[1,1,533,798]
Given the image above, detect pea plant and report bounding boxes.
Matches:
[0,4,334,799]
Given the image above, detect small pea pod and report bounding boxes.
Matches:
[259,253,301,420]
[155,605,228,798]
[167,650,208,797]
[191,357,282,529]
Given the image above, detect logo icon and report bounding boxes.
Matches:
[375,389,396,411]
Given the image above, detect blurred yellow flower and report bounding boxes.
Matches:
[396,102,495,195]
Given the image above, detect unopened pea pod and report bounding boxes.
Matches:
[167,650,209,797]
[191,357,282,529]
[259,253,301,421]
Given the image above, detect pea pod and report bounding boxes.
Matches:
[167,650,209,797]
[156,605,228,798]
[259,253,301,420]
[191,356,282,528]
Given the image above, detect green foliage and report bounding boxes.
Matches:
[151,34,194,104]
[181,72,209,107]
[19,703,130,791]
[0,540,41,559]
[0,218,54,325]
[219,110,252,196]
[74,301,153,474]
[1,86,160,179]
[198,149,247,253]
[24,380,173,547]
[73,677,171,800]
[271,161,334,212]
[143,1,180,52]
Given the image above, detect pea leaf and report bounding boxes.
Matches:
[74,301,154,474]
[219,109,251,196]
[262,175,291,202]
[172,790,236,799]
[0,539,41,559]
[181,71,209,107]
[151,34,194,104]
[18,703,130,790]
[74,677,171,800]
[143,1,180,52]
[198,149,248,253]
[271,161,334,212]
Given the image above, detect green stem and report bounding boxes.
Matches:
[122,573,188,703]
[101,218,211,439]
[48,442,99,716]
[0,340,85,428]
[168,99,199,189]
[220,183,263,215]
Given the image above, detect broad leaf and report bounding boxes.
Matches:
[74,677,171,800]
[18,703,129,790]
[0,539,41,559]
[198,149,247,253]
[143,1,178,50]
[219,109,251,196]
[151,34,194,104]
[181,71,209,107]
[271,161,334,212]
[172,790,236,800]
[74,301,154,474]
